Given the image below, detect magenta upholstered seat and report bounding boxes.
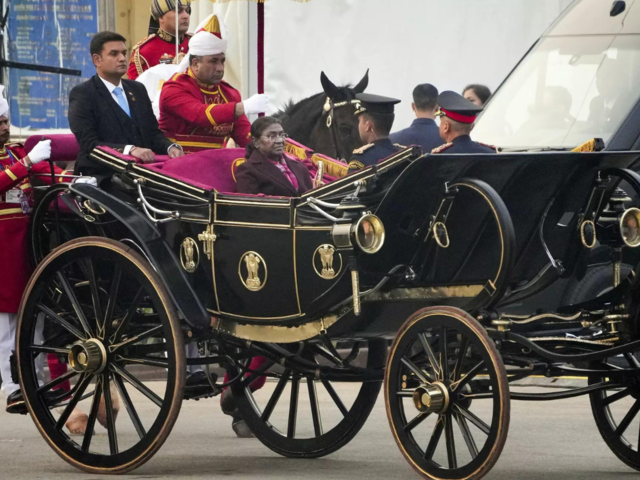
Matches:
[25,134,80,162]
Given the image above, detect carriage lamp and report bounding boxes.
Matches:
[331,214,385,254]
[620,208,640,247]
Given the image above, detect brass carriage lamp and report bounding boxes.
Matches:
[330,213,385,254]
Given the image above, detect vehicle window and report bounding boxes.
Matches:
[474,35,640,149]
[548,0,630,36]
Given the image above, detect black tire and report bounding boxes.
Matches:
[590,351,640,471]
[17,238,185,474]
[564,264,633,305]
[385,306,509,480]
[229,339,386,458]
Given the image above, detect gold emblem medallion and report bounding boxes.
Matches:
[180,237,199,273]
[239,251,267,292]
[313,244,342,280]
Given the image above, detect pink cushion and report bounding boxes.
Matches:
[25,134,79,162]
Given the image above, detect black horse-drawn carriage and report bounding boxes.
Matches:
[15,140,640,479]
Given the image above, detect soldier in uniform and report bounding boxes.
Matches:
[0,88,73,414]
[431,90,497,154]
[158,14,269,152]
[348,93,403,173]
[127,0,192,81]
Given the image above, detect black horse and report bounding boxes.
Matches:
[277,70,369,161]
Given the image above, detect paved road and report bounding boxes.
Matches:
[0,382,637,480]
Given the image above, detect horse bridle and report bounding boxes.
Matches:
[323,96,360,161]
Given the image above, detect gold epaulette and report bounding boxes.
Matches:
[352,143,374,155]
[131,34,157,52]
[431,142,453,154]
[477,141,499,153]
[348,160,365,171]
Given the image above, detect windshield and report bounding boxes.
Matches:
[473,35,640,149]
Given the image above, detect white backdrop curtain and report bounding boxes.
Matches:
[262,0,575,132]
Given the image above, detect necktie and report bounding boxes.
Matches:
[113,87,131,117]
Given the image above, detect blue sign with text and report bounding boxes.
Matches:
[8,0,98,129]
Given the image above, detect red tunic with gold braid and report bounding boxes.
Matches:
[0,144,70,313]
[127,30,191,81]
[158,69,251,152]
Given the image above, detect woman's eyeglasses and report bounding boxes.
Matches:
[261,132,289,141]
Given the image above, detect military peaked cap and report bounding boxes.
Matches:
[436,90,483,124]
[354,93,401,115]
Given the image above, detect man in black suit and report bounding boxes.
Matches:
[390,83,442,153]
[69,31,183,178]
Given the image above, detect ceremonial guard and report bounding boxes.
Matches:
[158,14,269,152]
[127,0,193,81]
[348,93,403,172]
[431,90,498,154]
[0,88,70,413]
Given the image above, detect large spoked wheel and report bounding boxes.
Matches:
[17,237,185,474]
[589,350,640,471]
[229,338,386,458]
[385,306,509,480]
[30,183,90,265]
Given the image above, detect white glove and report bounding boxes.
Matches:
[28,140,52,165]
[243,94,269,116]
[74,176,98,187]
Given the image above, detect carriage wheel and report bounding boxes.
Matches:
[30,183,89,265]
[229,338,386,458]
[589,350,640,471]
[17,237,185,474]
[385,306,509,480]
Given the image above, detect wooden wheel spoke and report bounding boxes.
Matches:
[439,326,449,382]
[453,337,470,383]
[116,355,169,369]
[287,375,300,438]
[56,271,94,338]
[624,352,640,369]
[451,360,486,392]
[240,359,275,389]
[261,370,291,422]
[109,325,163,353]
[113,372,146,440]
[455,405,490,435]
[455,412,479,459]
[102,264,122,340]
[82,377,103,452]
[29,345,71,356]
[38,369,78,395]
[307,378,323,437]
[418,332,440,377]
[603,388,632,406]
[321,379,349,417]
[445,413,457,469]
[404,412,430,433]
[424,415,444,461]
[110,287,145,344]
[112,364,163,407]
[103,373,119,455]
[37,303,86,341]
[614,399,640,436]
[85,258,104,338]
[55,375,92,430]
[401,357,433,385]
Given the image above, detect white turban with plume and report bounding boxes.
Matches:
[177,14,228,72]
[0,86,9,118]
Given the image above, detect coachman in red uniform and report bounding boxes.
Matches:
[158,14,269,152]
[127,0,192,80]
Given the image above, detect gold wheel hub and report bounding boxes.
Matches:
[68,339,107,374]
[413,382,450,414]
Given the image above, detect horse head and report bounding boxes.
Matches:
[316,70,369,161]
[277,70,369,161]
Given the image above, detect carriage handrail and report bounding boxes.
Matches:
[134,179,181,223]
